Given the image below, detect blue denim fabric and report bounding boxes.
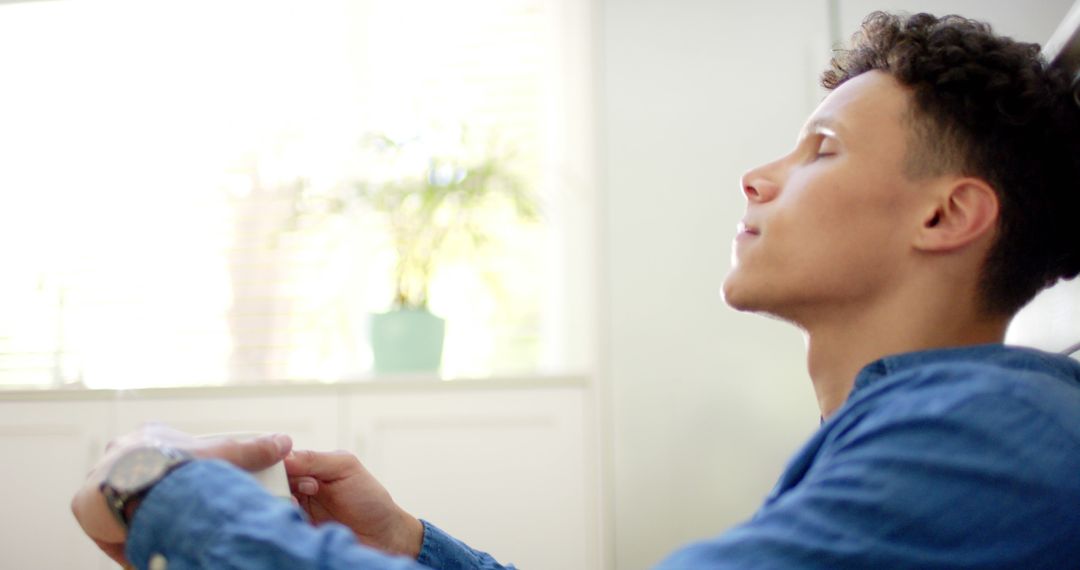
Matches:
[126,460,513,569]
[127,344,1080,569]
[417,522,517,570]
[658,344,1080,569]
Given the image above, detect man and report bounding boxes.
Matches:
[73,11,1080,569]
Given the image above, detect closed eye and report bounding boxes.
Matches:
[812,135,838,160]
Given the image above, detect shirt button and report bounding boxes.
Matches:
[149,553,168,570]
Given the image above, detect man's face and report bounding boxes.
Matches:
[722,71,929,324]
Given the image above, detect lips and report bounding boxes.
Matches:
[737,221,760,236]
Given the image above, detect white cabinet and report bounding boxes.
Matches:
[345,387,596,570]
[0,381,596,570]
[0,399,113,570]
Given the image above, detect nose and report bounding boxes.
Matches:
[740,161,780,203]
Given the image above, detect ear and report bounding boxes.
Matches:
[913,178,999,252]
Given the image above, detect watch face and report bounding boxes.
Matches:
[107,447,178,494]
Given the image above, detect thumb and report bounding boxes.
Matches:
[201,434,292,472]
[284,449,364,481]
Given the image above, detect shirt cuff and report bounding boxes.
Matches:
[125,459,301,569]
[417,519,515,570]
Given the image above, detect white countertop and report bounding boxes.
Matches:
[0,374,590,401]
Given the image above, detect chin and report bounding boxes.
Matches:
[723,277,810,330]
[722,272,787,318]
[720,274,757,312]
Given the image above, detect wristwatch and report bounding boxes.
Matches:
[100,445,194,530]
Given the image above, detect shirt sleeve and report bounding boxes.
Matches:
[125,459,462,570]
[416,520,517,570]
[654,392,1080,569]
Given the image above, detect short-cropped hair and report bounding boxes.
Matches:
[823,12,1080,315]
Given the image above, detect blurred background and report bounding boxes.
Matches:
[0,0,1077,568]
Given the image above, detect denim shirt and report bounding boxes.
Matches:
[659,343,1080,569]
[127,460,514,570]
[128,344,1080,569]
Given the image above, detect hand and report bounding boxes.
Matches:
[285,450,424,558]
[71,423,292,566]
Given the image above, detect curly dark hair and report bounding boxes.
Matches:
[823,12,1080,315]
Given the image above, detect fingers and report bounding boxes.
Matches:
[71,483,125,543]
[75,423,296,562]
[99,425,293,474]
[202,434,292,471]
[92,538,128,566]
[284,449,363,481]
[289,475,320,496]
[293,491,314,521]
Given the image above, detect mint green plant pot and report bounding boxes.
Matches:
[370,308,446,375]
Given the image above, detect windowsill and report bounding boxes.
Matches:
[0,373,592,401]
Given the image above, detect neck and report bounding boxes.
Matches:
[800,292,1009,419]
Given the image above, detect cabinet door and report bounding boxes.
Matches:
[345,387,596,570]
[113,393,340,451]
[0,400,114,570]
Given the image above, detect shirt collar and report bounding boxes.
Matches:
[852,343,1009,395]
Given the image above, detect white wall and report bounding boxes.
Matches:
[600,1,825,567]
[598,0,1077,568]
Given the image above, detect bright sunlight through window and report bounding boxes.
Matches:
[0,0,592,388]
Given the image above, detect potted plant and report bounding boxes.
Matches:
[292,132,539,375]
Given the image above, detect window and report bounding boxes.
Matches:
[0,0,596,388]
